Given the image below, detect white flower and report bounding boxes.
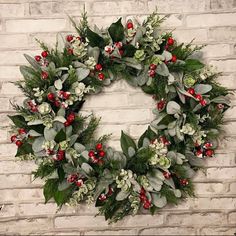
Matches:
[33,87,44,102]
[180,123,195,136]
[38,102,51,115]
[193,130,207,145]
[42,140,56,151]
[75,82,86,97]
[72,38,88,59]
[72,82,93,100]
[85,57,96,70]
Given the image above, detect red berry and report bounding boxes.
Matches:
[187,88,195,95]
[35,55,41,62]
[167,37,174,46]
[140,187,146,195]
[180,179,188,186]
[171,55,177,63]
[96,143,103,150]
[67,48,73,55]
[157,100,165,111]
[16,140,23,147]
[31,105,38,112]
[76,179,83,187]
[54,100,61,107]
[149,64,157,70]
[91,156,99,164]
[200,99,207,106]
[99,193,107,201]
[18,128,26,135]
[10,135,17,143]
[47,93,55,101]
[148,70,156,78]
[64,121,71,127]
[195,94,202,101]
[56,150,65,161]
[204,142,213,149]
[196,149,203,158]
[63,92,70,100]
[107,187,114,196]
[98,72,105,80]
[163,171,171,179]
[99,150,106,158]
[67,113,75,123]
[115,42,123,49]
[66,35,74,42]
[143,200,151,209]
[127,22,133,29]
[95,64,103,71]
[41,51,48,58]
[67,174,77,183]
[47,149,54,155]
[205,149,214,157]
[41,71,49,80]
[140,194,147,202]
[119,49,124,56]
[88,150,95,157]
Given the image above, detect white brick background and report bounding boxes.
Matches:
[0,0,236,235]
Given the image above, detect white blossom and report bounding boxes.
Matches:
[38,102,51,115]
[180,123,196,135]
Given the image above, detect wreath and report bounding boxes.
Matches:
[9,11,230,223]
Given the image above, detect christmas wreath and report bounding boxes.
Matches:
[9,11,230,222]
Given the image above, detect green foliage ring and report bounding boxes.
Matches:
[9,11,230,222]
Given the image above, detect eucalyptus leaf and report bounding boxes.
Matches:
[74,143,86,153]
[156,63,169,77]
[151,193,167,208]
[128,146,136,157]
[58,180,71,191]
[116,190,130,201]
[173,189,182,198]
[27,120,43,126]
[32,137,45,153]
[44,128,57,141]
[54,80,63,90]
[76,67,90,81]
[54,116,67,123]
[211,96,230,105]
[194,84,212,94]
[57,108,66,117]
[69,135,78,146]
[166,101,181,115]
[28,130,42,137]
[81,163,94,175]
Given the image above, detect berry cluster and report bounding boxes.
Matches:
[11,128,27,147]
[187,88,207,106]
[35,51,49,80]
[88,143,106,164]
[98,187,114,201]
[139,187,152,209]
[64,113,76,127]
[195,141,214,158]
[67,174,84,187]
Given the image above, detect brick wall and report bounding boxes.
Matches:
[0,0,236,235]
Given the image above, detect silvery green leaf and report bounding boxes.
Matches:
[156,124,167,130]
[63,163,76,174]
[73,61,86,68]
[168,73,175,85]
[128,146,136,157]
[93,178,113,200]
[69,134,78,146]
[66,126,73,137]
[211,96,230,105]
[185,151,204,167]
[81,163,94,175]
[81,150,89,161]
[58,180,71,191]
[193,103,202,112]
[123,57,142,70]
[24,54,40,70]
[32,137,45,153]
[194,84,212,94]
[174,189,182,198]
[103,79,111,86]
[116,190,130,201]
[76,67,90,81]
[168,121,177,129]
[153,169,165,181]
[177,90,186,104]
[166,101,181,114]
[164,178,175,189]
[183,165,196,178]
[61,73,69,82]
[177,87,195,99]
[28,130,42,137]
[27,120,43,125]
[162,50,172,61]
[56,33,65,53]
[74,143,86,153]
[151,193,167,208]
[167,151,176,160]
[168,128,176,136]
[151,113,167,128]
[57,108,65,117]
[47,170,58,179]
[146,77,152,86]
[88,46,100,63]
[48,62,56,70]
[65,151,73,163]
[176,126,184,141]
[54,116,67,123]
[131,27,144,45]
[106,147,114,158]
[136,65,148,86]
[44,128,57,141]
[113,152,127,169]
[156,63,169,76]
[143,137,150,147]
[130,178,141,192]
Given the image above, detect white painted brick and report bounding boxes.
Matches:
[0,98,10,111]
[207,167,236,180]
[167,212,226,226]
[1,82,22,95]
[6,19,67,33]
[0,218,53,234]
[84,229,137,235]
[128,92,155,108]
[174,29,208,43]
[194,183,227,195]
[186,13,236,28]
[148,0,208,13]
[222,122,236,135]
[0,34,29,49]
[209,27,236,42]
[201,227,236,235]
[18,203,57,216]
[0,3,24,17]
[229,182,236,194]
[0,174,31,189]
[0,144,17,157]
[0,161,37,174]
[228,212,236,224]
[205,153,236,167]
[202,44,232,58]
[208,0,236,10]
[0,188,44,202]
[162,14,183,27]
[129,124,150,137]
[139,227,196,235]
[0,66,21,81]
[210,59,236,73]
[216,74,236,90]
[29,33,59,48]
[0,204,15,218]
[96,124,129,139]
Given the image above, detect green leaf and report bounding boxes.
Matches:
[184,59,204,72]
[120,131,136,157]
[58,180,71,191]
[43,179,58,203]
[32,137,45,153]
[166,101,181,114]
[55,129,66,143]
[8,115,27,128]
[156,63,169,77]
[138,126,156,148]
[44,127,57,141]
[87,27,105,48]
[122,44,136,57]
[24,54,41,70]
[116,190,130,201]
[151,193,167,208]
[81,163,94,175]
[15,142,33,157]
[20,66,37,79]
[108,18,124,42]
[54,186,74,206]
[76,67,90,81]
[54,80,63,90]
[194,84,212,94]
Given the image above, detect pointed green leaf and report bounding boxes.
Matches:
[108,18,124,42]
